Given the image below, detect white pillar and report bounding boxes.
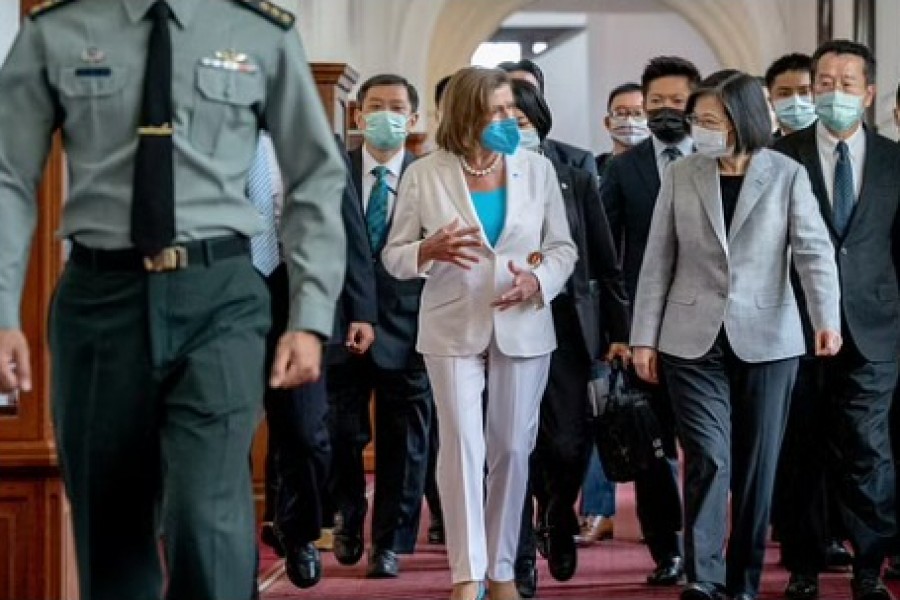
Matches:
[0,2,20,63]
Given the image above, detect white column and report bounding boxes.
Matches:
[0,2,20,63]
[875,0,900,137]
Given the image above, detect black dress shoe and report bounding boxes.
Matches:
[427,517,445,545]
[680,582,724,600]
[732,594,755,600]
[647,555,685,586]
[785,572,819,600]
[824,539,853,571]
[260,522,285,557]
[284,542,321,589]
[333,520,364,566]
[366,548,399,578]
[852,576,893,600]
[514,556,538,598]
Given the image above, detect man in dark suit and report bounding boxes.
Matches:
[498,59,599,179]
[257,133,377,590]
[327,73,433,579]
[773,40,900,600]
[600,55,702,587]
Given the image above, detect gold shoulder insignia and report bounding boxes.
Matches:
[29,0,78,20]
[231,0,295,30]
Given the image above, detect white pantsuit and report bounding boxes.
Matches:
[382,149,576,584]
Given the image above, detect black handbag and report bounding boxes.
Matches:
[588,359,666,483]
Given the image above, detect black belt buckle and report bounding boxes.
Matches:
[143,246,188,272]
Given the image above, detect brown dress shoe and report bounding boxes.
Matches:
[575,515,614,545]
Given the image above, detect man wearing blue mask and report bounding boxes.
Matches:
[765,53,818,137]
[327,73,433,580]
[773,40,900,600]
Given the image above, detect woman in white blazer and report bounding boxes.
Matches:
[382,67,576,600]
[631,71,842,600]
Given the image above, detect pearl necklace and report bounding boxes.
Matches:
[460,153,502,177]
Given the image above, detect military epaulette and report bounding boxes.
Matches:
[232,0,295,30]
[29,0,77,20]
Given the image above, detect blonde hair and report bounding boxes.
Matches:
[435,67,510,156]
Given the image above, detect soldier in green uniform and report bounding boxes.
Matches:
[0,1,346,599]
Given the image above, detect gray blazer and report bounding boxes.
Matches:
[631,149,840,362]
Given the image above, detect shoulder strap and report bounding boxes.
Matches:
[29,0,78,20]
[230,0,295,30]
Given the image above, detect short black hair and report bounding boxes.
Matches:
[607,83,642,111]
[434,75,453,109]
[510,79,553,141]
[641,56,702,96]
[497,59,545,93]
[764,53,813,89]
[357,74,420,113]
[686,69,772,154]
[811,39,876,85]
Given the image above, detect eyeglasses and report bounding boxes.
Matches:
[686,114,729,130]
[609,108,646,119]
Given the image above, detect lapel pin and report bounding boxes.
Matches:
[81,47,106,63]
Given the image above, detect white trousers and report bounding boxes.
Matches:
[424,340,551,584]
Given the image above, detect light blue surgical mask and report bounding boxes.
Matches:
[815,91,865,134]
[518,128,542,152]
[692,125,732,158]
[363,111,409,150]
[481,118,520,155]
[773,95,818,132]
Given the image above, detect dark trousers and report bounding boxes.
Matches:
[424,401,443,525]
[518,301,592,559]
[778,336,897,575]
[773,357,846,572]
[326,357,432,553]
[50,256,269,600]
[662,332,797,597]
[261,265,331,545]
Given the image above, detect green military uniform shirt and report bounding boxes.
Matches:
[0,0,346,337]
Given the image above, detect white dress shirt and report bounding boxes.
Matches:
[816,121,865,206]
[361,145,405,217]
[652,135,695,181]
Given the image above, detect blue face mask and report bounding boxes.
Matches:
[815,91,865,134]
[773,95,818,132]
[518,128,542,152]
[481,118,520,155]
[363,111,409,150]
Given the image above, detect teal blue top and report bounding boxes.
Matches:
[470,188,507,246]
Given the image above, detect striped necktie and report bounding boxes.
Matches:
[366,165,390,254]
[247,141,280,276]
[833,141,854,237]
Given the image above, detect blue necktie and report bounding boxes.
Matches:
[247,140,280,276]
[366,165,390,254]
[833,141,854,237]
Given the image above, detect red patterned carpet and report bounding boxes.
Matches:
[258,483,900,600]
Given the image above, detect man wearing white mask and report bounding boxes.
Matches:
[328,74,433,579]
[595,83,651,177]
[774,40,900,600]
[765,53,818,138]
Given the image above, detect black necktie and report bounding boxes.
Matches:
[662,146,682,164]
[131,0,174,257]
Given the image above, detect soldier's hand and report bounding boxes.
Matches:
[346,322,375,355]
[0,329,31,395]
[270,331,322,389]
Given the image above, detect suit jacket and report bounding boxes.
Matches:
[326,137,378,360]
[341,146,424,370]
[552,160,630,360]
[382,149,577,358]
[631,149,840,362]
[543,138,599,179]
[773,125,900,362]
[600,138,661,300]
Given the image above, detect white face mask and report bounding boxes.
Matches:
[609,116,651,147]
[692,124,732,158]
